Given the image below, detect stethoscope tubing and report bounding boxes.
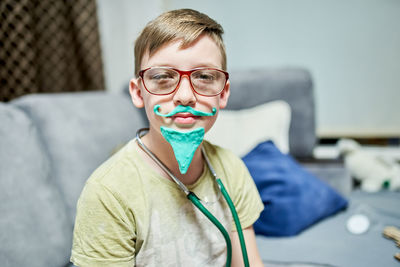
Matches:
[187,191,233,266]
[216,179,249,265]
[135,128,249,267]
[202,142,250,266]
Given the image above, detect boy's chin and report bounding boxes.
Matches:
[173,122,198,129]
[168,125,201,132]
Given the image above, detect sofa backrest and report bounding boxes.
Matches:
[11,92,146,224]
[227,68,316,158]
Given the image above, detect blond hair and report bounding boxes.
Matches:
[134,9,226,77]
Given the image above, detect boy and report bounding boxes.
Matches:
[71,8,264,266]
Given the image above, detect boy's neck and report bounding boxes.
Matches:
[138,128,205,185]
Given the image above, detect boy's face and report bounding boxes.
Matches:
[129,34,230,136]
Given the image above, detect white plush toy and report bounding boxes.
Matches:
[337,139,400,192]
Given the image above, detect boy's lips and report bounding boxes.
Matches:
[171,112,199,124]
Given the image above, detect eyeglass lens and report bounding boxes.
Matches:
[142,68,226,95]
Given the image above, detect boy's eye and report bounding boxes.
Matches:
[192,71,216,81]
[145,68,178,81]
[150,72,175,80]
[192,71,222,83]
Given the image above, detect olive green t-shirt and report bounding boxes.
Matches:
[71,139,263,267]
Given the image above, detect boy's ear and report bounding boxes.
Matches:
[218,80,230,109]
[129,78,144,108]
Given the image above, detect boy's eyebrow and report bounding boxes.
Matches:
[193,63,222,69]
[145,63,222,70]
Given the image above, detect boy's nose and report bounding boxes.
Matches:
[173,76,196,106]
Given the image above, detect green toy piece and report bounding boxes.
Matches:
[154,105,217,117]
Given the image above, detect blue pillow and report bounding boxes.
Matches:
[242,141,348,236]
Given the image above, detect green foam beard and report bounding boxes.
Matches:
[160,126,205,174]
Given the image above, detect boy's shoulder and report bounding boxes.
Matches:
[86,139,140,188]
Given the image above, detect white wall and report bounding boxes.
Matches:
[96,0,161,93]
[96,0,400,138]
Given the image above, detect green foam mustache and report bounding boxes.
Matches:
[154,105,217,117]
[160,126,205,174]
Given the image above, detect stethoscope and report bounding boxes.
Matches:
[136,128,250,267]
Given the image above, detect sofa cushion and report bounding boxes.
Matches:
[242,141,348,236]
[255,191,400,267]
[0,103,71,267]
[12,92,146,223]
[207,100,291,156]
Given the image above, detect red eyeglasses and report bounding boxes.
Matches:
[139,67,229,96]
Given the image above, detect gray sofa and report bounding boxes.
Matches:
[1,68,398,267]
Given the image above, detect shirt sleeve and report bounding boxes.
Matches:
[70,180,136,267]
